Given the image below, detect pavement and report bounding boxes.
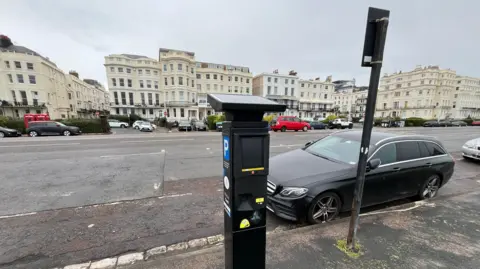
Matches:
[122,189,480,269]
[0,126,479,268]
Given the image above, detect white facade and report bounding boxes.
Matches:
[375,65,458,119]
[252,71,299,116]
[105,54,162,120]
[453,76,480,119]
[1,36,108,119]
[333,87,368,118]
[297,76,335,119]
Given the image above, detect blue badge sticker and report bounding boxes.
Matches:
[223,136,230,161]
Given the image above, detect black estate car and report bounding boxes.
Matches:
[266,131,455,224]
[26,121,82,137]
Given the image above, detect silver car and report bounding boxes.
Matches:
[139,122,153,132]
[462,138,480,160]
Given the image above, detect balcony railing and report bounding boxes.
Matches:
[299,107,333,112]
[165,101,197,107]
[0,101,46,108]
[266,95,298,100]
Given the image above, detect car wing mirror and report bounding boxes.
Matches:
[304,141,313,148]
[367,159,381,171]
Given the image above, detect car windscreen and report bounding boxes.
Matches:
[56,122,66,126]
[304,135,362,164]
[180,121,190,125]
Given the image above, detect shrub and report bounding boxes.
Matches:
[263,114,276,123]
[1,117,109,134]
[463,117,474,126]
[405,117,426,127]
[374,118,383,126]
[206,114,225,130]
[322,115,337,124]
[351,117,361,123]
[0,116,8,127]
[3,119,25,133]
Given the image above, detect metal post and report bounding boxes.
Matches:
[346,16,389,249]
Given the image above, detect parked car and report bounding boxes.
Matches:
[108,119,129,128]
[266,131,455,224]
[270,116,310,132]
[26,121,82,137]
[328,118,353,129]
[438,120,453,127]
[423,120,439,127]
[462,138,480,161]
[132,120,145,129]
[139,122,154,132]
[216,121,223,132]
[178,120,192,131]
[192,120,207,131]
[472,121,480,126]
[451,121,467,127]
[0,126,22,138]
[309,121,326,130]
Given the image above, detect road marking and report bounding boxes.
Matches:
[158,193,192,199]
[0,143,80,148]
[0,212,37,219]
[122,139,194,143]
[100,152,166,158]
[360,200,435,217]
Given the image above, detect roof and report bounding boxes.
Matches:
[0,44,57,67]
[333,130,440,145]
[120,54,149,59]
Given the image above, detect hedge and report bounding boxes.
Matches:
[0,116,110,134]
[404,117,426,127]
[206,114,225,130]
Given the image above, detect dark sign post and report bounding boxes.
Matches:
[347,7,390,250]
[207,94,286,269]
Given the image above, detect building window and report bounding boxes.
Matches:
[27,63,34,70]
[128,79,132,87]
[68,93,72,100]
[147,80,152,88]
[196,74,201,79]
[118,67,123,73]
[221,75,224,81]
[138,69,143,75]
[16,74,24,83]
[228,86,232,93]
[28,75,36,84]
[325,86,329,89]
[4,61,10,68]
[186,78,189,86]
[155,94,160,105]
[396,84,401,88]
[235,77,239,82]
[129,92,134,105]
[154,70,158,75]
[267,77,271,82]
[406,91,409,96]
[178,64,182,71]
[112,78,117,86]
[421,80,424,85]
[214,74,218,80]
[291,88,294,96]
[197,84,201,90]
[394,92,400,97]
[274,86,278,94]
[142,109,146,115]
[228,76,232,82]
[141,93,145,105]
[14,61,21,69]
[206,74,210,79]
[121,92,127,105]
[126,68,131,74]
[179,77,183,85]
[170,64,173,71]
[192,80,195,88]
[246,87,250,93]
[324,94,328,99]
[7,74,13,83]
[110,67,114,72]
[419,90,423,95]
[300,92,304,97]
[235,86,238,93]
[154,81,159,89]
[146,70,151,75]
[164,77,168,85]
[163,64,167,71]
[267,86,271,95]
[207,84,211,91]
[291,79,294,84]
[116,108,120,114]
[119,78,125,87]
[20,91,27,105]
[284,87,288,95]
[139,80,144,88]
[179,91,184,101]
[149,108,154,115]
[180,108,185,117]
[171,77,175,85]
[148,93,153,105]
[301,83,304,87]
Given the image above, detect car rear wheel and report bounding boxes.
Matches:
[29,131,38,137]
[302,126,308,132]
[63,130,71,136]
[419,175,441,199]
[281,126,287,132]
[121,124,126,128]
[0,132,4,138]
[307,192,341,224]
[348,124,353,129]
[135,126,139,130]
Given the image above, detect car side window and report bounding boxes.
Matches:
[396,141,421,162]
[372,143,397,166]
[423,142,446,156]
[47,122,57,127]
[294,118,301,122]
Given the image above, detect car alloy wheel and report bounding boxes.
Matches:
[29,131,38,137]
[63,130,71,136]
[303,126,308,132]
[281,126,287,132]
[420,175,441,199]
[307,192,341,224]
[311,127,315,130]
[0,132,4,138]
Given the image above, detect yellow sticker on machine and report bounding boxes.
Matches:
[255,197,265,204]
[241,167,265,172]
[240,219,251,229]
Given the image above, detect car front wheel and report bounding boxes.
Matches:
[418,175,441,199]
[63,130,71,136]
[307,192,341,224]
[303,126,308,132]
[29,131,39,137]
[281,126,287,132]
[121,124,126,128]
[0,132,4,138]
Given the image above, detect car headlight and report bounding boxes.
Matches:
[279,187,309,198]
[464,142,475,149]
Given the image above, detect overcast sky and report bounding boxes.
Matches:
[1,0,478,88]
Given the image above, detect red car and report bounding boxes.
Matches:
[270,116,310,132]
[472,121,480,126]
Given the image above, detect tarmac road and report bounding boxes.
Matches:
[0,126,479,268]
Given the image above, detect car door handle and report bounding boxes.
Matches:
[392,167,401,171]
[425,162,432,166]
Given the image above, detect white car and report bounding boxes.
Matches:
[139,122,154,132]
[329,118,353,129]
[462,138,480,161]
[132,120,145,129]
[108,119,129,128]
